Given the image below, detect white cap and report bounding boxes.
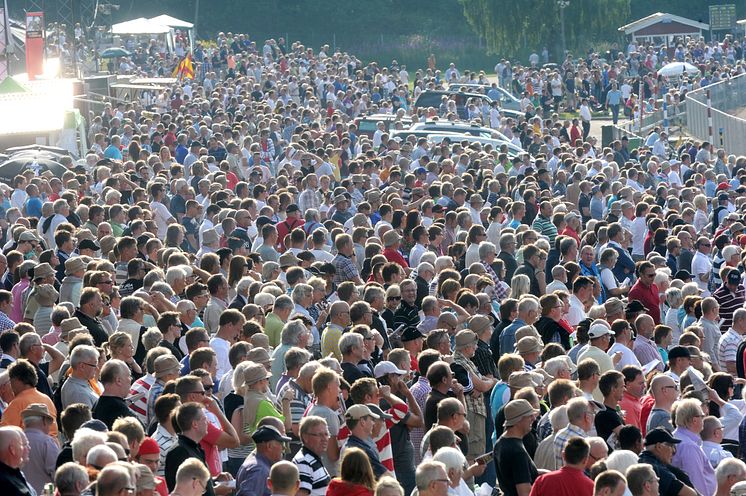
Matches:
[374,361,407,379]
[588,323,614,339]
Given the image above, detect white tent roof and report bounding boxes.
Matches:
[111,17,170,35]
[149,14,193,29]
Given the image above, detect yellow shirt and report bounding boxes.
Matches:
[1,386,58,437]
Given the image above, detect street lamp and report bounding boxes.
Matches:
[558,0,570,59]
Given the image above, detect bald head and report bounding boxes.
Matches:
[0,426,26,468]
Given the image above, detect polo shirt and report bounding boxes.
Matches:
[713,283,746,332]
[530,466,594,496]
[293,446,331,496]
[165,435,215,496]
[620,392,642,429]
[61,375,99,410]
[1,387,58,437]
[92,394,137,430]
[628,281,661,323]
[343,435,388,478]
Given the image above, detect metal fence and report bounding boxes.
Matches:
[686,74,746,155]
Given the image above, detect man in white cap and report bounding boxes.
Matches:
[494,398,540,496]
[578,321,621,402]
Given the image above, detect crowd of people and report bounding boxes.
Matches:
[5,23,746,496]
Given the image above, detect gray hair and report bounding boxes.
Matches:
[53,199,68,214]
[298,361,322,381]
[674,398,705,428]
[432,446,466,472]
[70,345,100,369]
[237,276,254,296]
[291,284,313,305]
[339,332,363,356]
[165,267,187,286]
[281,319,307,346]
[274,294,294,312]
[375,476,404,496]
[416,461,448,491]
[71,427,108,463]
[86,444,118,467]
[150,282,175,299]
[478,241,497,259]
[55,462,89,495]
[499,233,515,250]
[120,296,144,320]
[142,328,164,351]
[284,347,312,372]
[19,332,41,356]
[96,465,132,496]
[142,269,165,291]
[716,457,746,485]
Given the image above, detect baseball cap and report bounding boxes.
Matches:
[588,323,614,339]
[252,425,292,444]
[373,361,406,379]
[667,346,691,361]
[644,427,682,446]
[345,404,379,420]
[366,404,393,420]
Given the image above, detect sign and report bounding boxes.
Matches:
[25,11,44,80]
[709,4,736,30]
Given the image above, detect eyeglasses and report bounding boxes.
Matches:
[387,296,402,301]
[82,362,97,368]
[100,280,114,285]
[643,272,656,278]
[306,432,330,438]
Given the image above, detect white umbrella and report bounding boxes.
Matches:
[658,62,700,77]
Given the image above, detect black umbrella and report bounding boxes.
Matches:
[5,144,70,156]
[0,156,68,183]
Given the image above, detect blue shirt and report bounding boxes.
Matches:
[175,144,188,164]
[104,144,123,160]
[606,89,622,106]
[24,197,42,218]
[499,318,526,357]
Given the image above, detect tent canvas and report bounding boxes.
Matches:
[149,14,194,29]
[111,18,170,35]
[0,77,29,94]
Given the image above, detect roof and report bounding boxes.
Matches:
[618,12,709,34]
[149,14,194,29]
[111,18,171,35]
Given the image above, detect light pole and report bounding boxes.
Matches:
[558,0,569,59]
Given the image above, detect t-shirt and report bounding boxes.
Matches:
[494,436,538,496]
[307,404,342,476]
[150,201,173,240]
[647,408,673,432]
[594,405,623,447]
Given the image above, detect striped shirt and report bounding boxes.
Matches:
[292,446,331,496]
[153,423,178,477]
[128,374,156,426]
[718,328,744,368]
[713,284,746,333]
[553,423,587,468]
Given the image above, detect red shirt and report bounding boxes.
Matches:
[200,420,223,476]
[529,466,593,496]
[383,247,409,269]
[639,394,656,436]
[620,391,642,429]
[628,280,661,323]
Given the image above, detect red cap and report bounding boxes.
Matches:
[739,234,746,247]
[716,182,730,191]
[138,437,160,456]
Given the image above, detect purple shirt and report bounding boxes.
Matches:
[672,427,716,496]
[633,335,664,371]
[409,375,431,465]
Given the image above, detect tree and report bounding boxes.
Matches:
[459,0,631,59]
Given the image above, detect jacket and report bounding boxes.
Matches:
[325,479,373,496]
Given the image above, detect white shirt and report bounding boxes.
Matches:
[150,201,173,240]
[630,217,648,256]
[409,243,427,268]
[209,335,231,383]
[567,294,587,327]
[691,251,713,296]
[10,189,27,212]
[579,104,592,122]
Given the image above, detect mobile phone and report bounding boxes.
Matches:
[475,453,494,465]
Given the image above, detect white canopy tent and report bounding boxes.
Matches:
[149,15,193,29]
[111,18,171,35]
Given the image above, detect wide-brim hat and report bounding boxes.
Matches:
[35,284,58,307]
[243,362,272,386]
[33,262,55,281]
[21,403,54,420]
[65,257,87,275]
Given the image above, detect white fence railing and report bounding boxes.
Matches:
[686,73,746,154]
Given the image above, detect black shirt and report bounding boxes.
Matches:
[34,362,53,399]
[0,460,34,496]
[493,405,539,458]
[424,388,455,430]
[341,361,371,386]
[595,405,623,448]
[166,435,216,496]
[92,395,139,430]
[55,442,73,469]
[158,338,185,361]
[493,436,538,496]
[74,309,109,347]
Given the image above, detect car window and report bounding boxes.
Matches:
[357,121,378,133]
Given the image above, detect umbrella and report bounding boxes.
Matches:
[100,47,131,59]
[5,144,70,156]
[0,155,68,183]
[658,62,700,77]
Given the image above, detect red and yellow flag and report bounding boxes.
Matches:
[172,53,195,79]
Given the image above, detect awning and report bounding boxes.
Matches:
[149,14,194,29]
[111,18,171,35]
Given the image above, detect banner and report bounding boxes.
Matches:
[25,11,44,80]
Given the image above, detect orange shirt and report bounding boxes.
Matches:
[1,386,58,437]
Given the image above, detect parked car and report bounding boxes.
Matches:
[446,82,522,111]
[353,113,412,138]
[409,121,516,145]
[413,90,494,120]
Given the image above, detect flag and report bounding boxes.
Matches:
[172,53,195,80]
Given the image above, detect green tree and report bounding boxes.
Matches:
[459,0,631,59]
